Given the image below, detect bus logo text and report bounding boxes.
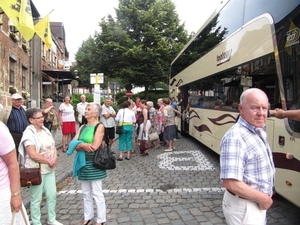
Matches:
[217,49,232,66]
[286,27,300,47]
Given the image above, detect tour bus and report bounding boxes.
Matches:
[169,0,300,207]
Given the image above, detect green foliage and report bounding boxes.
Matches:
[149,81,169,90]
[74,0,189,99]
[73,37,98,88]
[70,94,94,108]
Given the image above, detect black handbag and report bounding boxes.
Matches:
[116,125,123,134]
[116,109,125,134]
[43,121,52,131]
[93,123,116,170]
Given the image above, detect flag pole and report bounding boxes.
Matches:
[46,9,54,16]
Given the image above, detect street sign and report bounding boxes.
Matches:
[71,80,79,87]
[90,73,104,84]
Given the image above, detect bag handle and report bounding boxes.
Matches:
[79,123,109,149]
[20,129,42,168]
[118,108,125,125]
[11,204,30,225]
[94,123,113,154]
[93,123,109,145]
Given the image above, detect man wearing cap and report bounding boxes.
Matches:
[0,93,28,158]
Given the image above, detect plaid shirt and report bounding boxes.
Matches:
[220,116,275,195]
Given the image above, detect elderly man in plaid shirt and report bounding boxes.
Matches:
[220,88,275,225]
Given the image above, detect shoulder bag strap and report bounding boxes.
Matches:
[122,108,125,123]
[22,129,42,168]
[93,123,109,145]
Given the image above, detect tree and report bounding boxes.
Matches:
[76,0,189,99]
[74,36,98,88]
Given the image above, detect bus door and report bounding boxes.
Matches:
[181,86,190,134]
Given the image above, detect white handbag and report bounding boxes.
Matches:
[149,131,159,141]
[11,203,30,225]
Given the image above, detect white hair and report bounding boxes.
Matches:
[146,101,154,107]
[157,98,163,103]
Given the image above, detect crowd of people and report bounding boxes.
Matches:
[1,90,300,224]
[0,93,181,225]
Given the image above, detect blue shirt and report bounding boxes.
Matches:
[170,102,178,109]
[220,117,275,195]
[7,106,28,133]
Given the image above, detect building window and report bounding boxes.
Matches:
[42,43,46,59]
[9,59,16,86]
[22,67,27,90]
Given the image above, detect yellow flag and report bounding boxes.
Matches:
[0,0,35,41]
[34,14,52,50]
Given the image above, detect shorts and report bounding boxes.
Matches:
[105,127,115,140]
[62,121,76,135]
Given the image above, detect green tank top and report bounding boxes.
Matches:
[78,124,107,181]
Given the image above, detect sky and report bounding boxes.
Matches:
[32,0,220,62]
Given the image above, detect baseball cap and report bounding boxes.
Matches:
[11,93,23,99]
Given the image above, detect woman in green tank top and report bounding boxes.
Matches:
[71,103,106,225]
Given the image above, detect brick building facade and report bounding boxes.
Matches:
[0,1,74,108]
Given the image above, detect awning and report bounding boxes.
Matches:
[42,69,75,85]
[42,73,52,82]
[42,69,75,80]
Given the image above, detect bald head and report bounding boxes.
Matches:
[240,88,268,105]
[239,88,269,128]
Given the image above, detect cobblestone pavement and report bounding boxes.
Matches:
[19,132,299,225]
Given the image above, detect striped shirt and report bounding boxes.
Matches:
[7,106,28,133]
[220,116,275,195]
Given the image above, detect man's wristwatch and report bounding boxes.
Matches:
[11,191,21,197]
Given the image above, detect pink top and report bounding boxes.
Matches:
[59,103,76,122]
[157,105,164,123]
[0,122,15,189]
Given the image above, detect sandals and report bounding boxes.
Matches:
[117,158,123,161]
[82,219,91,225]
[125,157,130,160]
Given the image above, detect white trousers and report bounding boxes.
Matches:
[138,120,151,140]
[81,179,106,223]
[223,190,266,225]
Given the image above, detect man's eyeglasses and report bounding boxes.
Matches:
[32,116,44,120]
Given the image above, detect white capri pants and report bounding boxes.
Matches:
[138,120,151,140]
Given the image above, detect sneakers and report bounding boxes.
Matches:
[164,149,173,152]
[47,221,63,225]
